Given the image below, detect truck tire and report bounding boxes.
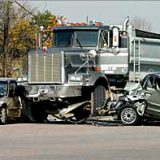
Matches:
[29,103,48,123]
[91,85,108,116]
[0,107,7,124]
[119,105,139,125]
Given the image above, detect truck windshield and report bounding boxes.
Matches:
[54,30,73,47]
[0,82,8,97]
[75,30,98,47]
[54,30,98,47]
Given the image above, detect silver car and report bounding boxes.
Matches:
[0,78,24,124]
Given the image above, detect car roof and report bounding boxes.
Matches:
[0,78,16,82]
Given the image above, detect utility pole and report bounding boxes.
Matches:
[3,0,11,77]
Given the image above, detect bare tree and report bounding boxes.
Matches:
[131,16,152,31]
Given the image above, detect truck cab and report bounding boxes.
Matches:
[27,18,160,122]
[27,24,115,122]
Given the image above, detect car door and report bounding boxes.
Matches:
[7,81,21,118]
[145,77,160,117]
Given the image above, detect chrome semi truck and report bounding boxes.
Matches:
[26,18,160,122]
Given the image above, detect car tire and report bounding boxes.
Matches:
[0,107,7,125]
[91,85,107,116]
[119,105,139,125]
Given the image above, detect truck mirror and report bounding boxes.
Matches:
[80,50,97,60]
[88,50,97,58]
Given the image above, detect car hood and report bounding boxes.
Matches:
[0,96,7,106]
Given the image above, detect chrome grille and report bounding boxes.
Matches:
[28,53,63,83]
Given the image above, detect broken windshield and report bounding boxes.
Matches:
[54,30,98,47]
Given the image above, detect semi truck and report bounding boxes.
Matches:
[26,17,160,122]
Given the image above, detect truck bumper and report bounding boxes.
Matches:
[27,85,82,101]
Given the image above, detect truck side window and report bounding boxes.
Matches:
[99,31,109,48]
[120,36,127,48]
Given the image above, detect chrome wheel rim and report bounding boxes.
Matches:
[121,108,137,125]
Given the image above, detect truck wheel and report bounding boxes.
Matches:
[0,107,7,124]
[29,103,48,123]
[119,105,139,125]
[91,85,108,116]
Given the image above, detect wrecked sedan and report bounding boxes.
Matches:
[0,78,27,124]
[114,73,160,125]
[141,73,160,120]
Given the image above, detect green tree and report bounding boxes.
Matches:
[0,1,36,77]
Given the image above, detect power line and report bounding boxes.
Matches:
[14,1,36,18]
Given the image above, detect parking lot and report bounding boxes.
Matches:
[1,119,160,160]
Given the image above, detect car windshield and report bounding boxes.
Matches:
[0,82,8,97]
[54,30,98,47]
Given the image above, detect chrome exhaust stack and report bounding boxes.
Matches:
[123,16,129,31]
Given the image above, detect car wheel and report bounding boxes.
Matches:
[119,105,139,125]
[91,85,108,116]
[0,107,7,124]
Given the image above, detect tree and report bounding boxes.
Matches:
[31,10,63,48]
[0,1,65,77]
[131,16,152,31]
[0,1,37,77]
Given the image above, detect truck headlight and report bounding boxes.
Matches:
[68,74,83,82]
[28,86,39,95]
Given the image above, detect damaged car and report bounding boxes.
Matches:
[112,73,160,125]
[0,78,27,124]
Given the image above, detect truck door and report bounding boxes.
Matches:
[98,29,129,86]
[7,81,21,117]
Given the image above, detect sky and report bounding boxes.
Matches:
[28,1,160,33]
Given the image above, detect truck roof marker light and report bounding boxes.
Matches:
[95,22,103,26]
[95,66,101,72]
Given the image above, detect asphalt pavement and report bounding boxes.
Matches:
[0,120,160,160]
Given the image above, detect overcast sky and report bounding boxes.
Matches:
[28,1,160,32]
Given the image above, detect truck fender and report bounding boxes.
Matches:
[87,72,110,89]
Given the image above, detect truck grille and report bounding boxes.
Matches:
[28,53,64,84]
